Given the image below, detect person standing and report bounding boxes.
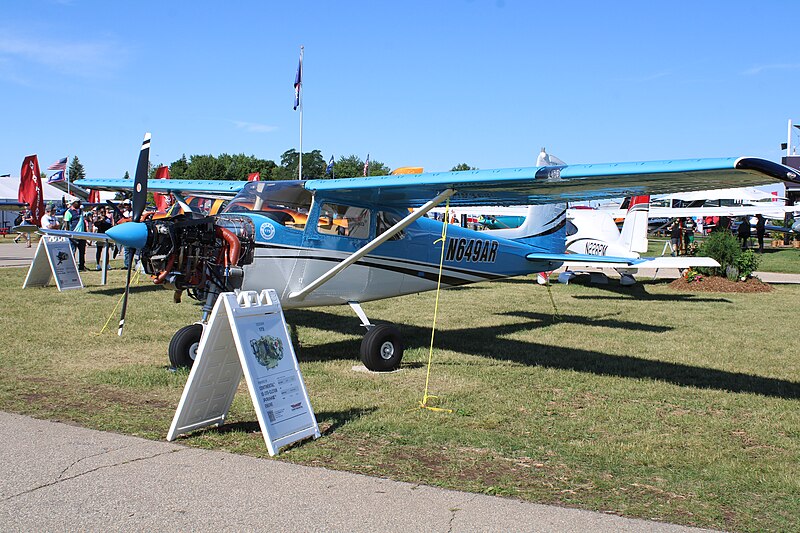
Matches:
[93,209,113,270]
[755,214,766,253]
[64,200,87,271]
[669,219,681,256]
[737,216,751,250]
[683,217,695,254]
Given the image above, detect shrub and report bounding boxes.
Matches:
[697,231,740,277]
[734,249,760,279]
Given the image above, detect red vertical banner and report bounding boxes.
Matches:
[19,155,45,226]
[247,172,260,182]
[88,189,101,203]
[153,166,171,212]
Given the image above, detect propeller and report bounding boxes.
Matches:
[105,199,125,220]
[115,132,151,336]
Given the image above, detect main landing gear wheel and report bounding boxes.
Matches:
[360,324,403,372]
[169,324,203,368]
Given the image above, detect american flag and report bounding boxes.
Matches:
[48,170,65,183]
[363,154,370,177]
[293,56,302,110]
[326,155,334,176]
[47,157,67,171]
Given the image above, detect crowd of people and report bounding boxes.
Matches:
[668,214,769,255]
[13,198,135,272]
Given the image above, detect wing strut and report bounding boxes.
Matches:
[288,188,456,301]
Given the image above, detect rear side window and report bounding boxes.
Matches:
[317,203,371,239]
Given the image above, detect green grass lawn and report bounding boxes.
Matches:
[0,267,798,531]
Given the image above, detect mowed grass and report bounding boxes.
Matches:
[0,266,799,531]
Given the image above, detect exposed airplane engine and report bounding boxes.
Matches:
[139,214,255,304]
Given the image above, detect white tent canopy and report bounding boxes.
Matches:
[0,176,79,204]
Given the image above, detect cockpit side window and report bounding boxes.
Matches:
[317,203,371,239]
[376,211,405,240]
[224,181,312,231]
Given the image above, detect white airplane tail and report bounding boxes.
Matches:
[617,195,650,253]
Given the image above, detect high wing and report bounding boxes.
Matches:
[304,157,797,208]
[77,157,795,208]
[75,178,247,200]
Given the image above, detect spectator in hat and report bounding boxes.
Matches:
[40,204,60,230]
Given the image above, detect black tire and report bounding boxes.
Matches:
[360,324,403,372]
[169,324,204,368]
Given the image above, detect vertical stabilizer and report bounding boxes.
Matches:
[618,195,650,253]
[490,203,567,252]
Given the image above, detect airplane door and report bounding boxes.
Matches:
[292,201,372,301]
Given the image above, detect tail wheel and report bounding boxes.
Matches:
[360,324,403,372]
[169,324,204,368]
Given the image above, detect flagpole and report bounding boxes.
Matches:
[298,46,304,180]
[66,155,70,197]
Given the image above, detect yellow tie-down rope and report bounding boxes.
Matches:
[419,199,453,414]
[96,267,143,335]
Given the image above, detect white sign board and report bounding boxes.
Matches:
[167,289,319,456]
[23,236,83,291]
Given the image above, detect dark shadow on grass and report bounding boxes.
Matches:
[567,282,733,303]
[199,407,377,438]
[88,284,163,296]
[287,309,800,400]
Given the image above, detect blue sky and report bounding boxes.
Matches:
[2,0,799,188]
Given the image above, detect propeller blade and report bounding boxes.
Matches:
[117,132,150,336]
[117,258,134,336]
[132,132,151,223]
[106,199,125,220]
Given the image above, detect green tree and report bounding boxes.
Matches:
[68,156,86,182]
[273,149,327,180]
[185,155,226,180]
[333,154,391,178]
[170,155,189,178]
[123,171,130,179]
[451,163,476,171]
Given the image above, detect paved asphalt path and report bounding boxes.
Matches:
[0,239,37,268]
[0,412,714,532]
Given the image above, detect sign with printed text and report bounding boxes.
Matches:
[23,236,83,291]
[167,289,319,456]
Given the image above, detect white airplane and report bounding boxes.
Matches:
[557,196,719,285]
[21,135,800,371]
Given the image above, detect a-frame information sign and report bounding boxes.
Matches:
[23,236,83,291]
[167,289,319,456]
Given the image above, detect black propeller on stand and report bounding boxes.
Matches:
[116,132,151,336]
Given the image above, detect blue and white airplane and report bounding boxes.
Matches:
[30,134,800,371]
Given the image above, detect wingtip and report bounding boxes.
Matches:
[735,156,799,183]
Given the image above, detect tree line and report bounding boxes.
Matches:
[153,150,393,181]
[60,152,476,182]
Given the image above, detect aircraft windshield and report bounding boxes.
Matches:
[224,181,313,230]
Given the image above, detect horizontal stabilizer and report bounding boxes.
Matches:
[632,256,720,269]
[526,252,634,264]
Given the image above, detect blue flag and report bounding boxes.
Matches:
[48,170,65,183]
[326,155,334,176]
[293,56,302,110]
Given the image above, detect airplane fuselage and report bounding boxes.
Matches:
[237,212,546,309]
